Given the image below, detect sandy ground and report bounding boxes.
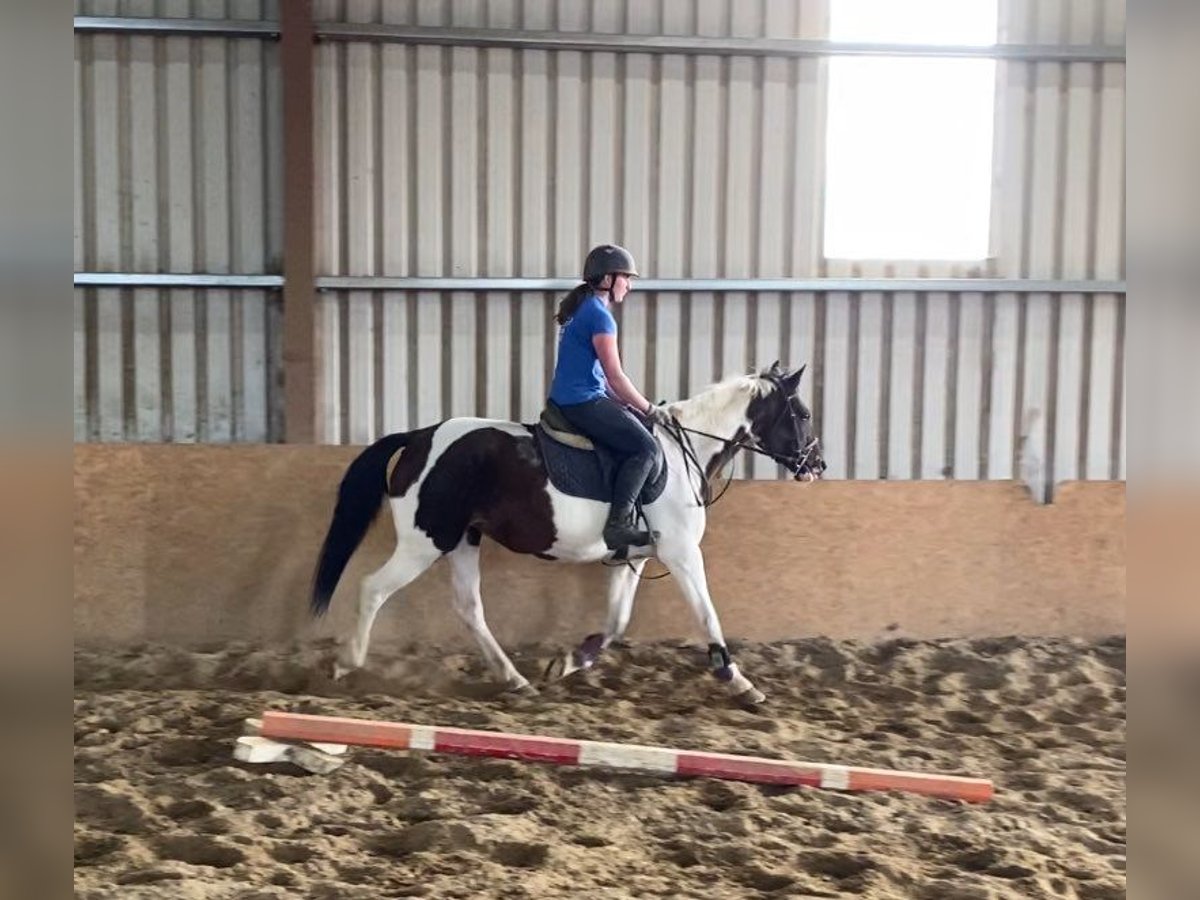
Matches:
[74,636,1125,899]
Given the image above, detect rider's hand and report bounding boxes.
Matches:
[643,402,674,428]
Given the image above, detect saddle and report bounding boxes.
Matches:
[532,400,669,505]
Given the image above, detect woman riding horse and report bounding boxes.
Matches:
[547,244,672,552]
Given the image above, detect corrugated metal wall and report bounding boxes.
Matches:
[313,0,830,281]
[980,0,1127,488]
[73,0,283,441]
[71,0,1126,490]
[308,0,1125,489]
[311,0,833,472]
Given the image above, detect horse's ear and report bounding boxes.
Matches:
[767,359,782,375]
[783,364,806,393]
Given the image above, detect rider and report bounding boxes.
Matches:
[548,244,672,551]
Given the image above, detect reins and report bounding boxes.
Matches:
[604,376,821,581]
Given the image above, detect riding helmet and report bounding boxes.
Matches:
[583,244,639,283]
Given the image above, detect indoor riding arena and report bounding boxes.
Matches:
[74,2,1125,898]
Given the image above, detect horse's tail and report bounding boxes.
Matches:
[310,431,410,617]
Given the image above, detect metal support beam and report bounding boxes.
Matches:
[73,16,278,38]
[73,273,282,289]
[73,274,1127,295]
[315,24,1125,63]
[73,17,1125,64]
[314,276,1126,295]
[281,0,318,443]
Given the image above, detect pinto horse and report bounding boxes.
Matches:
[310,362,825,705]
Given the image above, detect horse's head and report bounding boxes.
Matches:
[747,362,826,481]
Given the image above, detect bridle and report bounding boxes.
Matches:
[657,374,824,509]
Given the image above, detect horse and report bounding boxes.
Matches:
[309,361,825,705]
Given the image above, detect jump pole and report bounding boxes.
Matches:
[256,711,993,803]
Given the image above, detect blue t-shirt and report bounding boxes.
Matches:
[549,293,616,406]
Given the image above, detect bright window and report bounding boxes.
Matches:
[822,0,999,261]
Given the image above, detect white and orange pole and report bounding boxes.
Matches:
[257,711,993,803]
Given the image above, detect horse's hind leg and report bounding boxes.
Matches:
[335,538,440,678]
[657,541,765,705]
[448,533,533,693]
[545,559,646,683]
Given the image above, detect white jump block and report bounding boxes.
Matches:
[234,721,349,775]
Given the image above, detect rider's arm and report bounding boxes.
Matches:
[593,333,652,414]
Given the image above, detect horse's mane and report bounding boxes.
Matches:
[668,373,773,432]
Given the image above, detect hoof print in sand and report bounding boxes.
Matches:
[74,786,154,835]
[153,737,227,767]
[698,782,747,812]
[918,879,992,900]
[735,867,795,893]
[799,849,876,881]
[367,822,478,858]
[74,832,124,865]
[478,792,538,816]
[359,752,428,779]
[115,867,185,886]
[491,841,549,869]
[155,835,246,868]
[163,798,216,821]
[661,841,701,868]
[269,842,315,864]
[569,832,611,848]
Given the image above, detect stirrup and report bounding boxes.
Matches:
[603,528,653,551]
[609,530,661,561]
[602,515,652,549]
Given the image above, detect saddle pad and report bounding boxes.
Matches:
[531,425,668,505]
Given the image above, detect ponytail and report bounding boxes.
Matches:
[555,282,594,326]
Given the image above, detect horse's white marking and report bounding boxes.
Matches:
[544,488,611,562]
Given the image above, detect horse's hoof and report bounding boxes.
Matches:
[542,652,580,683]
[507,680,538,696]
[332,662,354,682]
[736,687,767,707]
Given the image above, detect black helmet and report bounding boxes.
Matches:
[582,244,639,283]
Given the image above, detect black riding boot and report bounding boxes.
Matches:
[603,502,653,551]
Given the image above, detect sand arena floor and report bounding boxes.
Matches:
[74,636,1125,899]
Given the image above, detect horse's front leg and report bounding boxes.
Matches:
[657,541,765,705]
[603,558,645,648]
[543,559,646,682]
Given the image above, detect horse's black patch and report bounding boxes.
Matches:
[533,426,669,505]
[415,428,556,554]
[388,426,436,498]
[705,426,749,480]
[744,367,819,474]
